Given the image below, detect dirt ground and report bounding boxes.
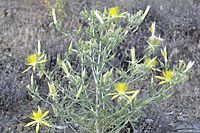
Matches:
[0,0,199,132]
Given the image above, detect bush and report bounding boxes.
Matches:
[23,5,194,133]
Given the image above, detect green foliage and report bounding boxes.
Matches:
[24,6,194,133]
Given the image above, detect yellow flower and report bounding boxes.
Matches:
[48,82,57,99]
[25,106,52,133]
[26,54,38,66]
[161,46,167,64]
[148,35,164,46]
[23,53,47,73]
[148,22,164,48]
[107,82,139,103]
[108,6,120,17]
[144,57,158,71]
[115,82,128,95]
[155,70,174,85]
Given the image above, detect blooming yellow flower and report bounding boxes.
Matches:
[23,53,47,73]
[48,82,57,99]
[108,6,120,17]
[26,54,38,66]
[25,106,52,133]
[107,82,140,104]
[115,82,128,95]
[155,70,174,85]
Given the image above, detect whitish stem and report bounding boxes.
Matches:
[92,42,102,133]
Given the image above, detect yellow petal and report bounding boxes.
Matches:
[25,121,37,127]
[42,111,49,118]
[22,66,32,73]
[127,90,140,104]
[33,65,36,71]
[111,94,119,100]
[158,81,166,85]
[107,92,117,96]
[155,76,165,80]
[163,70,173,81]
[28,116,35,120]
[152,68,161,72]
[33,111,39,119]
[37,60,47,64]
[37,54,45,61]
[36,123,40,133]
[124,94,131,100]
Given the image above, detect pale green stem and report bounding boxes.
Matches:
[91,42,102,133]
[92,63,99,133]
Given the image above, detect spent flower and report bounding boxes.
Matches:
[161,46,168,64]
[147,22,164,51]
[148,35,164,46]
[144,57,158,71]
[149,22,155,36]
[103,69,113,84]
[48,82,57,99]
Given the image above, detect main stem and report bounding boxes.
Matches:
[95,87,99,133]
[93,42,102,133]
[92,66,99,133]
